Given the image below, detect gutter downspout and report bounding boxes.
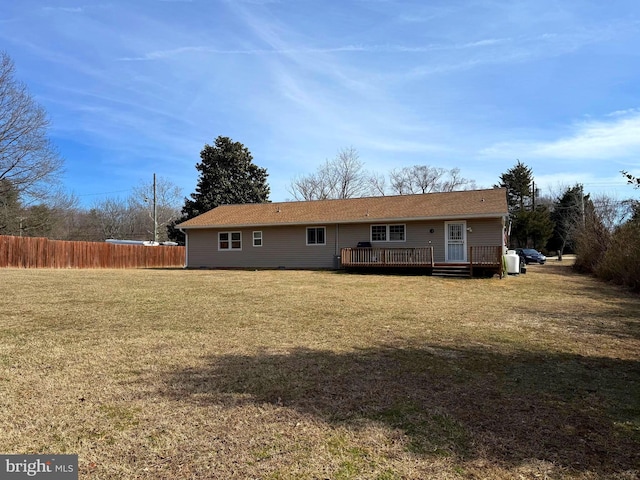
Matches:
[335,223,340,269]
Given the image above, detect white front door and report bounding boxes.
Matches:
[445,221,467,262]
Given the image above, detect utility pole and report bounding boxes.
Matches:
[153,173,158,243]
[532,181,536,210]
[580,184,585,228]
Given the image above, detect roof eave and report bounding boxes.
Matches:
[178,212,508,230]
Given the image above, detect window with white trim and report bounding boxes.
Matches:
[306,227,326,245]
[371,224,405,242]
[253,231,262,247]
[219,231,242,250]
[389,224,405,241]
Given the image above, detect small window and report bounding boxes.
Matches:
[219,231,242,250]
[306,227,326,245]
[231,232,241,249]
[449,224,463,241]
[389,224,405,241]
[253,231,262,247]
[371,225,386,241]
[219,232,229,250]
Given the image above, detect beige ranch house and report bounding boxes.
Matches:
[177,188,509,277]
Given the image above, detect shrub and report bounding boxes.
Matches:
[596,221,640,292]
[573,221,611,274]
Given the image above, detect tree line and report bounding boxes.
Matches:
[497,160,639,291]
[287,146,476,200]
[0,174,182,243]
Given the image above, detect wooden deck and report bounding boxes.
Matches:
[340,245,504,277]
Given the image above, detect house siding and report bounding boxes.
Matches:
[186,217,504,269]
[466,218,504,248]
[186,225,337,269]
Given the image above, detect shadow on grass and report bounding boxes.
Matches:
[159,345,639,476]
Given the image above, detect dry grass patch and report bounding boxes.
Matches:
[0,264,638,479]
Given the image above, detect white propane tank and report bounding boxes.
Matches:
[504,250,520,275]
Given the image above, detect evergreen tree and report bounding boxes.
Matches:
[495,160,533,212]
[524,206,555,251]
[0,178,21,235]
[495,160,553,249]
[548,184,585,254]
[20,204,55,238]
[168,136,270,243]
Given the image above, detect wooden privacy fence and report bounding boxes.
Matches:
[0,235,185,269]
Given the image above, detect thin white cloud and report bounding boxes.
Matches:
[42,7,85,13]
[535,116,640,159]
[483,112,640,161]
[460,38,507,48]
[401,30,608,81]
[118,37,511,62]
[222,0,281,4]
[356,138,451,155]
[117,45,370,61]
[606,108,640,118]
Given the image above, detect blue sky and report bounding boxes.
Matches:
[2,0,639,206]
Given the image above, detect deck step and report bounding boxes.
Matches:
[432,266,471,278]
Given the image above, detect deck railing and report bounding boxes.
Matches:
[341,245,504,272]
[469,245,504,277]
[340,247,434,267]
[468,245,503,266]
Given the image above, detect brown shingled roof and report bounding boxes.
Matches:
[177,188,508,229]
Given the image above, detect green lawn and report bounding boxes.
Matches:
[0,264,638,479]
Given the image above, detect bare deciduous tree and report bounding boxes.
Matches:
[388,165,476,195]
[129,175,182,242]
[86,176,182,242]
[20,189,79,239]
[90,198,134,241]
[0,52,63,200]
[289,147,477,200]
[441,167,477,192]
[592,194,634,232]
[368,172,387,196]
[288,147,372,200]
